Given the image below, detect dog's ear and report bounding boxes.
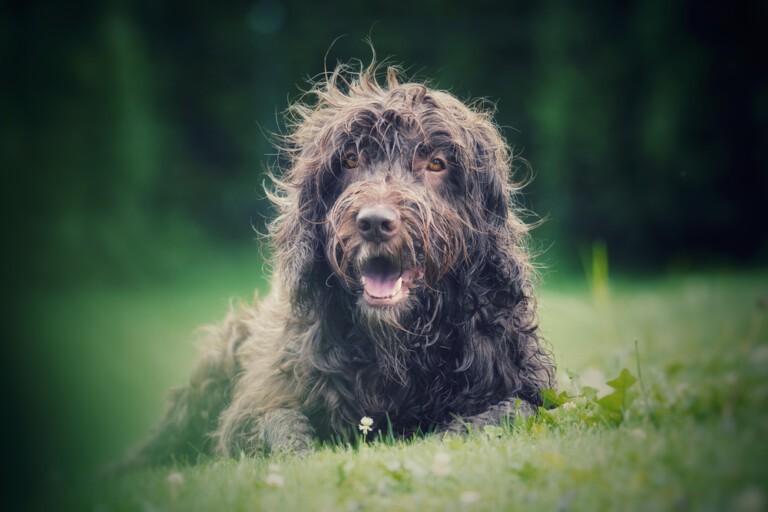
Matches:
[465,125,514,231]
[478,150,510,227]
[270,145,338,313]
[457,121,536,308]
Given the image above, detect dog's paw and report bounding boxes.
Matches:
[269,432,315,456]
[438,419,472,436]
[262,408,316,456]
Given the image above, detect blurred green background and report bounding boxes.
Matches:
[3,0,767,506]
[5,0,767,285]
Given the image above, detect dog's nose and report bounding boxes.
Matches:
[356,205,400,242]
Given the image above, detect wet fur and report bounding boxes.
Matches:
[119,63,555,467]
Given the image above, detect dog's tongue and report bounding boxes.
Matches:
[362,258,402,298]
[364,274,402,298]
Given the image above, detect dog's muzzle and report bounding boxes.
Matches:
[355,204,420,306]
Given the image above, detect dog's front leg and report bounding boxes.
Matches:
[261,408,316,454]
[440,398,537,434]
[217,406,316,456]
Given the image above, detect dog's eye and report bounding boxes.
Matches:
[426,158,446,172]
[342,154,360,169]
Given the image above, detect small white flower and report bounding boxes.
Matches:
[562,401,577,410]
[434,451,451,466]
[166,471,184,501]
[459,491,482,505]
[403,459,427,478]
[265,472,285,488]
[384,460,401,472]
[752,345,768,364]
[359,416,374,435]
[734,487,764,512]
[432,464,451,476]
[166,471,184,486]
[431,451,452,476]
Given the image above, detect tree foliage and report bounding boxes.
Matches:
[3,0,766,283]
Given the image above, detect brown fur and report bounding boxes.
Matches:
[118,62,555,468]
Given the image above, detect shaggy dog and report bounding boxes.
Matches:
[122,63,555,467]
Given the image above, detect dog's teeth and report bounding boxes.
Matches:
[361,276,366,285]
[395,277,402,293]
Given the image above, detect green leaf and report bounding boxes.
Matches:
[606,368,637,392]
[596,391,625,413]
[513,461,540,481]
[541,388,569,408]
[483,425,506,438]
[593,369,639,422]
[581,386,599,401]
[537,407,558,425]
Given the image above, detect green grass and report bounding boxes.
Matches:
[23,265,768,511]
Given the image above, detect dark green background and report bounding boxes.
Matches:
[3,0,767,507]
[4,0,767,287]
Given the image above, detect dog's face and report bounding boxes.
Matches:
[275,69,522,320]
[325,126,467,312]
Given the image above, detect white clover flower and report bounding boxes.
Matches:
[166,471,184,486]
[166,471,184,501]
[431,451,452,476]
[562,401,577,410]
[734,487,764,512]
[434,451,451,465]
[459,490,481,504]
[752,345,768,364]
[358,416,374,435]
[265,472,285,488]
[403,459,427,478]
[384,460,401,472]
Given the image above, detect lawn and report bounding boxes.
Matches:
[21,262,768,511]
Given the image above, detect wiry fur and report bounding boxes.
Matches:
[119,62,555,468]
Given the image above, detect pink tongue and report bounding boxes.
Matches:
[364,275,400,298]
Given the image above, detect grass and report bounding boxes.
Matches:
[20,260,768,511]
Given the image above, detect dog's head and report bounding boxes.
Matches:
[271,64,532,323]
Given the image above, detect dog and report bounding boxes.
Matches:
[120,62,555,467]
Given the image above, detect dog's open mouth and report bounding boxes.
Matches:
[360,256,418,306]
